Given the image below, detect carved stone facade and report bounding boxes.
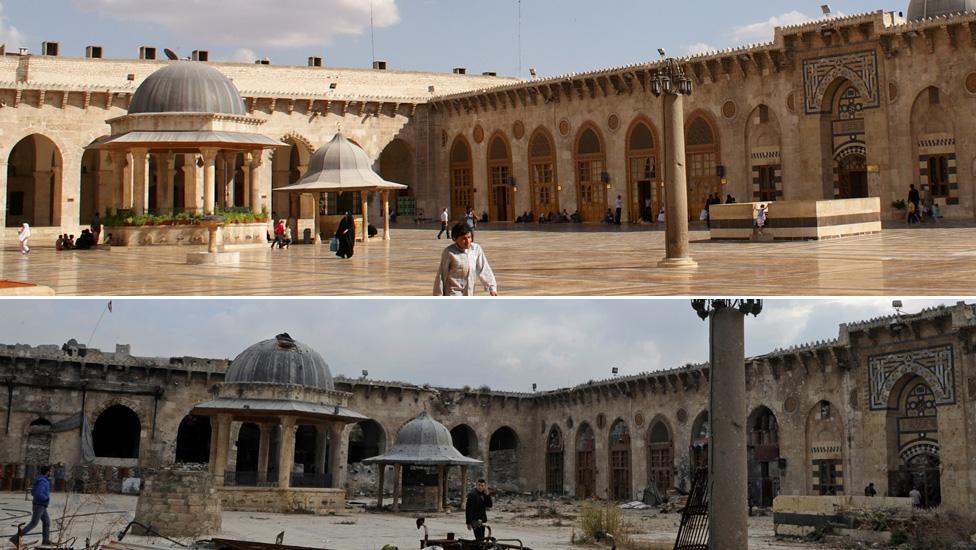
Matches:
[0,303,974,511]
[5,8,976,241]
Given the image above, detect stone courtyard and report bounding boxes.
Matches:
[0,492,832,550]
[3,223,976,296]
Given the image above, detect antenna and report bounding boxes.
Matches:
[370,0,376,65]
[164,48,179,61]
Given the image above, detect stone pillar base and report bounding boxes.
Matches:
[657,257,699,269]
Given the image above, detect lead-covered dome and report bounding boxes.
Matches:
[907,0,976,20]
[363,411,482,465]
[128,62,247,116]
[225,333,334,390]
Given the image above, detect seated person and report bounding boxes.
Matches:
[604,209,615,224]
[480,211,489,223]
[547,212,554,223]
[538,213,546,224]
[571,210,582,223]
[368,224,378,238]
[55,234,65,251]
[65,234,76,249]
[74,230,94,250]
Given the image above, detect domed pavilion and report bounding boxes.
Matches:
[191,333,367,514]
[363,411,482,512]
[276,132,407,243]
[90,61,282,217]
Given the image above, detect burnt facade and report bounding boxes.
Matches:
[1,304,975,512]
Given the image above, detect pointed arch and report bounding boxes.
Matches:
[573,121,608,222]
[575,422,596,498]
[806,400,844,495]
[449,135,474,221]
[486,131,514,222]
[646,414,674,495]
[608,418,631,500]
[747,405,782,506]
[626,115,660,223]
[691,410,709,469]
[271,133,315,219]
[545,424,565,494]
[451,423,479,457]
[528,126,559,219]
[910,85,956,203]
[6,134,64,227]
[684,110,722,221]
[746,104,783,202]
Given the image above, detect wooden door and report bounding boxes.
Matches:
[610,449,631,500]
[576,450,595,498]
[648,443,673,494]
[577,159,606,222]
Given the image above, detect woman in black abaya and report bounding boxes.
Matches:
[335,212,356,259]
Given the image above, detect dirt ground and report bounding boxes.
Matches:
[0,492,836,550]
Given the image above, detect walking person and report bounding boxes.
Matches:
[463,206,477,241]
[271,219,286,249]
[614,195,623,225]
[10,465,51,546]
[908,184,921,224]
[335,212,356,259]
[437,207,450,239]
[17,222,31,254]
[465,479,494,541]
[434,223,497,296]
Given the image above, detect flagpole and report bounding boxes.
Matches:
[86,301,111,347]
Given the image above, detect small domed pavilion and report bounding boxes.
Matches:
[276,132,407,243]
[191,333,367,514]
[907,0,976,20]
[364,411,482,512]
[90,61,282,217]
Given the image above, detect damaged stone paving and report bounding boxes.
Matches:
[3,223,976,296]
[0,492,835,550]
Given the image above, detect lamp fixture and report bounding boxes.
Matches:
[691,299,763,320]
[650,57,693,98]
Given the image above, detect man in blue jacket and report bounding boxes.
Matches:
[11,465,51,546]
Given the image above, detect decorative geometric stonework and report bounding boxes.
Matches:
[634,412,644,427]
[722,100,737,119]
[607,114,620,132]
[513,120,525,140]
[676,408,688,423]
[558,118,571,137]
[473,125,485,144]
[966,73,976,95]
[783,396,798,413]
[899,441,940,462]
[867,345,955,410]
[803,50,880,115]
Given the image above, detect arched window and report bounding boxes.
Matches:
[627,120,658,223]
[608,419,631,500]
[93,405,141,459]
[489,426,519,487]
[450,137,473,220]
[487,134,513,222]
[574,125,607,223]
[647,419,673,495]
[529,129,558,219]
[575,423,596,498]
[545,426,564,495]
[175,414,211,464]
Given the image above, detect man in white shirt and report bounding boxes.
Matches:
[434,223,498,296]
[437,207,450,239]
[615,195,623,225]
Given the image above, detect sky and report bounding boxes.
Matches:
[2,0,904,78]
[0,298,961,392]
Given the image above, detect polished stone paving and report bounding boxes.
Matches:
[1,223,975,296]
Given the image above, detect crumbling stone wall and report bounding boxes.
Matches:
[489,450,519,492]
[133,468,221,537]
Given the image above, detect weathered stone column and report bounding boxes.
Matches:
[222,153,236,208]
[211,414,232,486]
[242,154,253,212]
[440,465,448,511]
[376,463,386,508]
[131,148,149,215]
[201,148,218,214]
[382,190,390,240]
[159,154,175,215]
[314,424,329,479]
[96,152,114,217]
[708,306,747,550]
[277,416,296,489]
[659,93,697,269]
[460,466,468,510]
[257,423,272,483]
[183,155,202,214]
[392,464,402,512]
[361,192,369,245]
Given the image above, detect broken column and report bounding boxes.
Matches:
[133,467,221,537]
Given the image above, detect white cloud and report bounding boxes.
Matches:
[0,1,24,49]
[687,43,714,56]
[70,0,400,49]
[730,10,813,44]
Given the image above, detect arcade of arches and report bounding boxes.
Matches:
[2,303,976,511]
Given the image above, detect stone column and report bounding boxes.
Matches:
[257,423,272,483]
[201,148,218,215]
[439,465,448,511]
[211,414,232,486]
[242,154,253,212]
[460,466,468,510]
[0,159,7,232]
[658,93,697,269]
[708,306,747,549]
[330,425,349,489]
[376,464,385,509]
[222,152,236,208]
[314,425,329,480]
[277,416,296,489]
[392,464,402,512]
[159,154,175,215]
[183,155,202,214]
[96,152,114,217]
[382,190,390,240]
[361,191,369,245]
[131,149,149,215]
[111,152,127,214]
